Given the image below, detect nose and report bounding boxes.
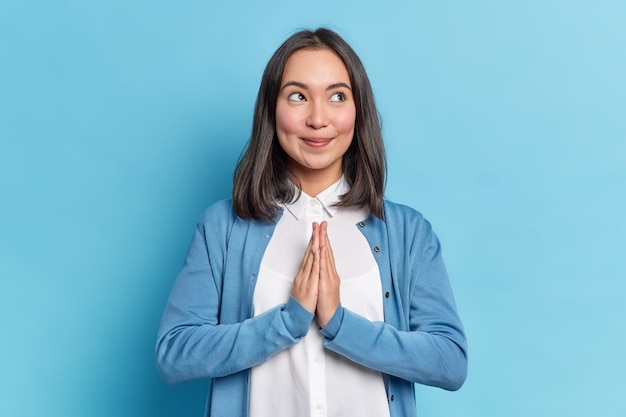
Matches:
[306,101,329,129]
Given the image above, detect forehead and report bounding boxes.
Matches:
[281,47,350,85]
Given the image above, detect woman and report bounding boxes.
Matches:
[156,28,467,417]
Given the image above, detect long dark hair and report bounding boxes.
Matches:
[233,28,386,222]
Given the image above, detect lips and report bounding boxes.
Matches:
[302,137,332,147]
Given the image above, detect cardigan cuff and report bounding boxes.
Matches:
[281,296,315,339]
[319,305,344,340]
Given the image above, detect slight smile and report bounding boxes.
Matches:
[302,137,333,147]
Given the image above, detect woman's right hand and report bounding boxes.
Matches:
[291,222,321,314]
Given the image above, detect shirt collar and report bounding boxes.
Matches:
[283,176,349,221]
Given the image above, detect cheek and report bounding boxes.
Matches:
[333,107,356,134]
[275,106,301,136]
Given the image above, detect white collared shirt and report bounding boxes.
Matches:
[250,178,390,417]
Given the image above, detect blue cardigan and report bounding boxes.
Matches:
[156,199,467,417]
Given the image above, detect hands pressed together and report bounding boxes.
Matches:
[291,221,341,328]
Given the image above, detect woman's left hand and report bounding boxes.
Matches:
[315,221,341,327]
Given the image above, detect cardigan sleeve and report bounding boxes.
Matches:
[155,206,314,384]
[321,211,468,391]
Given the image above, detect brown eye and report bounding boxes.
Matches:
[288,92,306,102]
[330,92,345,102]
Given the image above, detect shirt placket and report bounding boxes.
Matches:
[304,197,327,417]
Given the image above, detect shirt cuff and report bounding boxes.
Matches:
[319,305,344,340]
[281,296,315,339]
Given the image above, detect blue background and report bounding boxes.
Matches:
[2,1,625,416]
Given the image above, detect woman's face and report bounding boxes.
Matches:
[275,47,356,192]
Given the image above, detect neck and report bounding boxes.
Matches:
[291,170,342,197]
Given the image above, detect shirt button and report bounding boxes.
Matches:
[359,221,365,227]
[374,246,380,252]
[390,394,395,401]
[385,291,390,298]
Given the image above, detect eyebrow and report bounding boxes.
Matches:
[280,81,352,91]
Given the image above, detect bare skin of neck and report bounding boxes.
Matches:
[291,165,342,197]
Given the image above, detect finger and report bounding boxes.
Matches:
[320,221,331,252]
[296,222,318,272]
[312,221,320,252]
[312,241,321,282]
[320,221,337,270]
[291,223,322,313]
[304,222,320,275]
[316,245,340,327]
[319,243,327,276]
[320,244,337,283]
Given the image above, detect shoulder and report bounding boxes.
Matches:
[196,199,279,236]
[195,199,239,234]
[382,199,427,227]
[198,199,236,222]
[382,199,437,246]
